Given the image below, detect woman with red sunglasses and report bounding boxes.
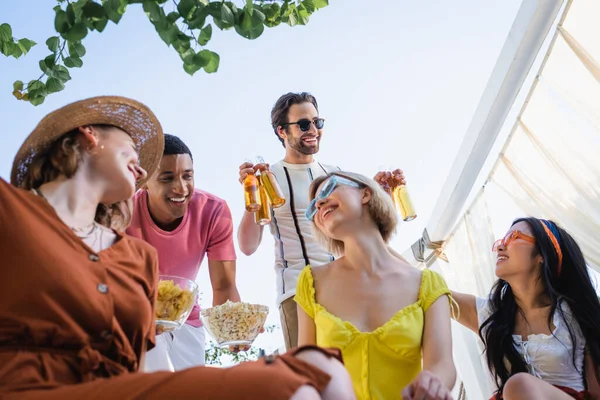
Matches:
[451,218,600,400]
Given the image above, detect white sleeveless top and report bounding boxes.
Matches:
[476,297,586,391]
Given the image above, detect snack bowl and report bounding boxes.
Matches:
[155,275,198,334]
[201,301,269,347]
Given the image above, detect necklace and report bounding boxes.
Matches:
[31,188,98,234]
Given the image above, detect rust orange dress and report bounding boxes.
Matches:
[0,178,335,399]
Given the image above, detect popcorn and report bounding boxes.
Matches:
[201,301,268,346]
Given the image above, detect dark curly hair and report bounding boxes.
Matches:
[164,133,192,160]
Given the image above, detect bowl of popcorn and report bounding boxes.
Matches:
[155,275,198,334]
[201,301,269,347]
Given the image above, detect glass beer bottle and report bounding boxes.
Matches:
[382,166,416,222]
[256,156,286,208]
[243,159,261,212]
[254,183,272,225]
[392,184,417,222]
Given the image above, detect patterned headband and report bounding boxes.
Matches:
[541,219,563,276]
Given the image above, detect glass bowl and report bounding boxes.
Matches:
[201,301,269,347]
[155,275,198,334]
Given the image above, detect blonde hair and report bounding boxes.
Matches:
[308,171,398,257]
[19,126,133,231]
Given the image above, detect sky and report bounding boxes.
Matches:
[0,0,524,353]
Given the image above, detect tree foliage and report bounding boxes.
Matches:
[1,0,328,106]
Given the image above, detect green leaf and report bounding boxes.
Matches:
[55,65,72,81]
[187,6,207,29]
[203,50,219,73]
[143,1,163,22]
[46,77,65,94]
[193,50,210,67]
[104,0,127,24]
[93,16,109,31]
[44,54,57,70]
[313,0,328,9]
[264,3,281,21]
[179,48,195,64]
[64,56,83,68]
[63,23,88,41]
[296,4,310,25]
[0,23,12,42]
[66,4,76,26]
[166,12,180,23]
[301,0,316,13]
[46,36,61,52]
[10,44,23,59]
[157,24,179,46]
[0,41,15,57]
[177,0,196,21]
[13,80,23,91]
[235,9,265,40]
[68,41,86,57]
[287,7,298,27]
[198,24,212,46]
[30,96,46,106]
[17,38,36,54]
[221,3,235,26]
[83,2,106,21]
[27,80,45,92]
[55,10,71,34]
[183,61,202,75]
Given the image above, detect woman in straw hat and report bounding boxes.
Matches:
[0,96,355,400]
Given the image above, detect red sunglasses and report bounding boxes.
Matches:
[492,230,536,252]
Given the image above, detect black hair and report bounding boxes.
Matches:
[479,217,600,397]
[164,133,193,160]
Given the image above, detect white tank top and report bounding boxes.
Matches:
[476,297,586,391]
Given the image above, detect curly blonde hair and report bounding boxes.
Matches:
[19,125,133,231]
[308,171,398,257]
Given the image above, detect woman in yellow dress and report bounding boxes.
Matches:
[295,171,456,400]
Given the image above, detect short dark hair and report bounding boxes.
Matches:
[163,133,193,160]
[271,92,319,147]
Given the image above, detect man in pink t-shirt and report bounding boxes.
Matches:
[127,134,240,371]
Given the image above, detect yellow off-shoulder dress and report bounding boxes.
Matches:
[294,266,452,400]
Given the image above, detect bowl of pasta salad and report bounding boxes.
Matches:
[155,275,198,334]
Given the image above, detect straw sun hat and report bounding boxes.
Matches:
[11,96,164,189]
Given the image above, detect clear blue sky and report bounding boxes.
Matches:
[0,0,522,352]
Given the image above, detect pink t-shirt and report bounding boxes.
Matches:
[126,189,237,326]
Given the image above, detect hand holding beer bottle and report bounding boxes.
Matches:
[238,157,286,225]
[239,159,261,212]
[374,166,416,222]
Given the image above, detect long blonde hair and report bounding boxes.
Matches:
[19,125,133,231]
[308,171,398,257]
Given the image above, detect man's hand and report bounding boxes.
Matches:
[373,168,406,194]
[227,326,266,353]
[238,161,269,184]
[402,370,453,400]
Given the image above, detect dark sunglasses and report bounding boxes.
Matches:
[281,118,325,132]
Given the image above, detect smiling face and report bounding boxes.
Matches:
[311,176,370,240]
[279,102,322,156]
[86,126,147,203]
[145,153,194,230]
[494,221,542,281]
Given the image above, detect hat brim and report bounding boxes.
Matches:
[11,96,164,190]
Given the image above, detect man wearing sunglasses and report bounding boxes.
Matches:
[237,92,407,351]
[237,92,340,351]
